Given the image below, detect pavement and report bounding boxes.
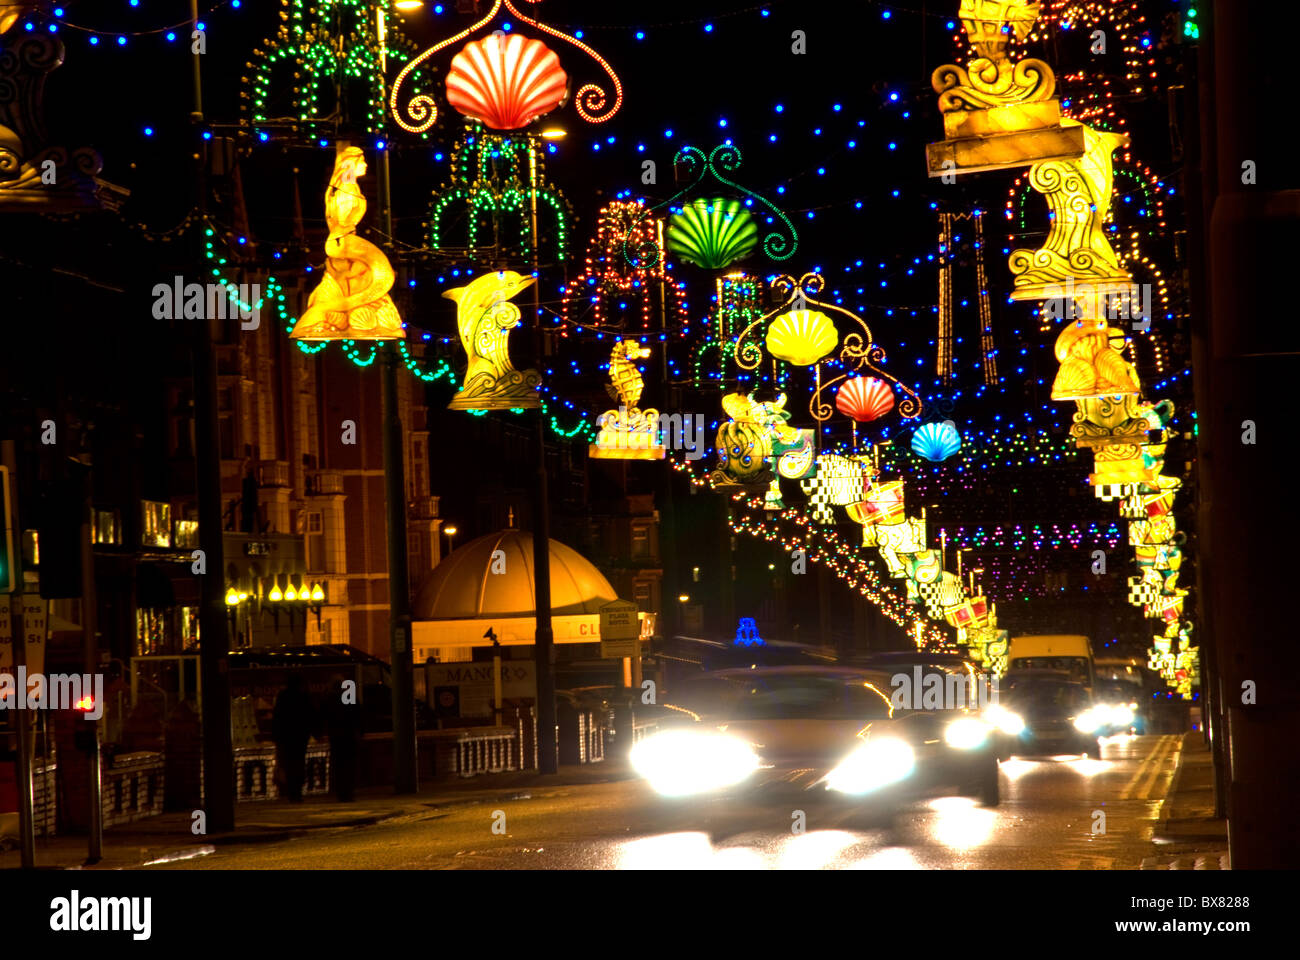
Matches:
[0,759,639,870]
[1140,730,1229,870]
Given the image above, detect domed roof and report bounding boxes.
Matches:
[413,529,619,621]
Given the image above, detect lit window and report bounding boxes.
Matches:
[93,509,120,545]
[308,512,323,534]
[142,501,172,547]
[174,519,199,549]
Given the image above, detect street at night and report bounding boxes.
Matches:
[0,0,1293,944]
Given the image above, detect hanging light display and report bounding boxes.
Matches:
[667,198,758,271]
[911,422,963,462]
[445,33,569,131]
[443,270,541,410]
[390,0,622,134]
[289,147,403,342]
[764,309,838,367]
[835,377,896,423]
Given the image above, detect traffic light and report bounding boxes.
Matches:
[0,466,13,593]
[73,695,98,752]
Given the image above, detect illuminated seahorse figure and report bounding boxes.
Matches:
[443,270,541,410]
[290,147,403,341]
[607,339,651,411]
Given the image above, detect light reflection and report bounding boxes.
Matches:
[616,832,715,870]
[847,846,923,870]
[998,758,1038,782]
[776,830,858,870]
[1068,757,1109,778]
[926,796,996,850]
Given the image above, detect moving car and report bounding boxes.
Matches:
[633,665,1001,808]
[1091,679,1143,735]
[988,674,1104,759]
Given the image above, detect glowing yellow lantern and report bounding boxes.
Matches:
[765,309,837,366]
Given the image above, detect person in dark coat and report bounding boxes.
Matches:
[272,675,314,802]
[325,678,361,802]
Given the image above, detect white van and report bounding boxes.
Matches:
[1006,635,1094,689]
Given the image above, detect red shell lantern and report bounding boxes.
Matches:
[445,34,569,130]
[834,376,895,423]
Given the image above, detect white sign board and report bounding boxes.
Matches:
[426,661,537,718]
[0,594,48,679]
[599,600,640,659]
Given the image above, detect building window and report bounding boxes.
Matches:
[180,606,200,651]
[174,519,199,549]
[142,501,172,547]
[93,509,120,546]
[307,512,323,534]
[633,580,653,610]
[630,524,650,559]
[136,608,171,656]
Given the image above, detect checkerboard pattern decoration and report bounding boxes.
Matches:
[1127,575,1159,607]
[1094,483,1136,502]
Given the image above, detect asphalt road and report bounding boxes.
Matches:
[147,734,1181,869]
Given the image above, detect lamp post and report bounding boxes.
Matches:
[442,524,457,557]
[528,126,564,773]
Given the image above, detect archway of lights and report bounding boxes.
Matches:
[136,0,1178,663]
[928,0,1195,697]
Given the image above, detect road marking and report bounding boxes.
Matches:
[1119,735,1177,801]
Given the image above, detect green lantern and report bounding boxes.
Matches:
[667,198,758,270]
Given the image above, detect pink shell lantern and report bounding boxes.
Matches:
[834,376,895,423]
[445,33,569,130]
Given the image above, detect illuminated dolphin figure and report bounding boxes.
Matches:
[443,270,542,410]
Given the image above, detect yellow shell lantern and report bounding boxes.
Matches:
[765,309,837,366]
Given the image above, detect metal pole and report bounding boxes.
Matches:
[529,137,557,774]
[76,464,102,862]
[376,145,417,794]
[3,440,35,868]
[190,0,235,832]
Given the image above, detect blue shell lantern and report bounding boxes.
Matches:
[912,420,962,462]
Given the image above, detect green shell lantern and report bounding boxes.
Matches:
[667,198,758,270]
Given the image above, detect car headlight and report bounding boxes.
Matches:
[944,716,991,750]
[824,737,916,795]
[1111,704,1135,726]
[1073,709,1104,733]
[630,729,760,797]
[984,704,1025,736]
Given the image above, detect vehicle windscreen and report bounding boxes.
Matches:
[672,674,894,721]
[1004,681,1090,713]
[1009,656,1091,685]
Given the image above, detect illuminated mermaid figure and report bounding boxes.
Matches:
[290,147,403,341]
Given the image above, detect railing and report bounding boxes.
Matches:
[427,727,518,778]
[257,460,291,488]
[234,743,331,801]
[102,752,165,827]
[305,471,344,496]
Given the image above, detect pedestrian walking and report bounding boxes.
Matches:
[272,675,314,802]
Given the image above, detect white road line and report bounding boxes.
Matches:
[1119,735,1175,801]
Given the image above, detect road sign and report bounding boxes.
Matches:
[0,594,48,679]
[599,599,640,658]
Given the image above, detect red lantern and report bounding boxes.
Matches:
[835,377,895,422]
[446,34,569,131]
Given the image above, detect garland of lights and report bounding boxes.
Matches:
[242,0,423,138]
[559,200,689,336]
[428,127,571,262]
